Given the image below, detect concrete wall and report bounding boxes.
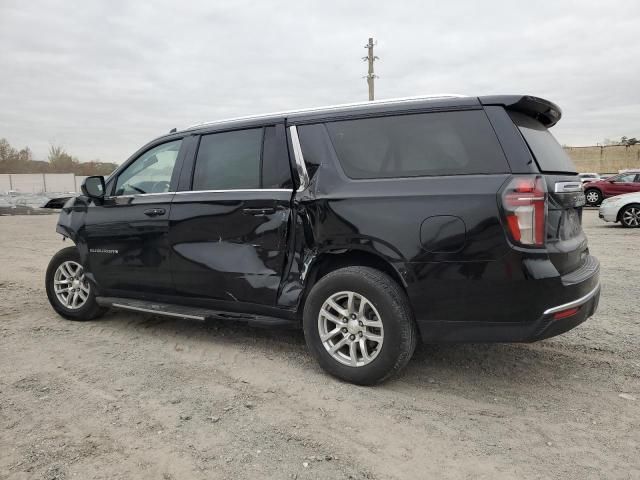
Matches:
[564,145,640,174]
[75,176,88,192]
[0,173,78,193]
[0,174,10,192]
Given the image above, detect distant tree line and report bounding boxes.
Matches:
[600,136,638,146]
[0,138,117,176]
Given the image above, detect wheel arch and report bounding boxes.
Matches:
[617,202,640,222]
[296,248,409,320]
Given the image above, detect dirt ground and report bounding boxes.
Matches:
[0,210,638,480]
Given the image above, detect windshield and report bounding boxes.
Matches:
[509,111,576,173]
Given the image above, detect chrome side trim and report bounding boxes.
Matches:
[109,192,177,199]
[174,188,293,195]
[289,125,309,192]
[543,284,600,316]
[186,94,466,130]
[112,303,205,321]
[554,181,583,193]
[110,189,293,199]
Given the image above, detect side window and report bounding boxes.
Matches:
[193,129,262,190]
[613,173,635,183]
[115,140,182,195]
[262,126,293,189]
[324,110,509,179]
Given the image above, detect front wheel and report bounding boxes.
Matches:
[585,189,602,206]
[303,266,417,385]
[620,204,640,228]
[45,246,106,321]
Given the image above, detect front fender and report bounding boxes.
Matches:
[55,197,98,288]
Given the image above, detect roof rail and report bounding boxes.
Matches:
[186,94,466,130]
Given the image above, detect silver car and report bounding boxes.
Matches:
[599,191,640,228]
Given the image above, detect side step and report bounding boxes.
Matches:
[95,297,297,328]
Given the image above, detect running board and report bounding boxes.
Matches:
[95,297,297,328]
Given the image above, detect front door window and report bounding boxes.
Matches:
[115,140,182,196]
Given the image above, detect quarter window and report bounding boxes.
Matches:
[324,110,508,179]
[115,140,182,195]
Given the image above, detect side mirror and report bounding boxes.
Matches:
[81,176,106,199]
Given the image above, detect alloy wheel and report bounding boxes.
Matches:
[317,291,384,367]
[585,190,600,204]
[622,206,640,227]
[54,261,90,310]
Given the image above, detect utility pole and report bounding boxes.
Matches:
[363,37,379,101]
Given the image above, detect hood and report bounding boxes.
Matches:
[604,191,640,202]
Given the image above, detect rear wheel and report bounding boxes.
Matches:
[585,189,602,206]
[45,246,106,321]
[620,204,640,228]
[303,266,417,385]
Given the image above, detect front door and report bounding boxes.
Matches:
[84,138,186,296]
[169,124,293,307]
[607,172,638,196]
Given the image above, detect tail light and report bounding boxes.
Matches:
[501,176,547,247]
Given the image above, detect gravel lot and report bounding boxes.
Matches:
[0,210,638,480]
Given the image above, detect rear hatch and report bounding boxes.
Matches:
[509,111,588,275]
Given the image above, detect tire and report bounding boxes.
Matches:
[620,204,640,228]
[45,246,106,321]
[302,266,417,385]
[585,188,602,206]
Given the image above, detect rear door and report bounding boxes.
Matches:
[508,111,587,275]
[84,138,186,295]
[169,124,293,306]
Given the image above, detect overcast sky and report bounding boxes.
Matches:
[1,0,639,163]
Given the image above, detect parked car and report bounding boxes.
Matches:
[578,173,601,183]
[43,195,75,209]
[0,197,32,215]
[45,94,600,385]
[599,191,640,227]
[584,170,640,206]
[0,197,17,215]
[13,197,53,215]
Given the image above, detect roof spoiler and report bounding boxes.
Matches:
[479,95,562,127]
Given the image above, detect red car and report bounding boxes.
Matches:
[584,170,640,206]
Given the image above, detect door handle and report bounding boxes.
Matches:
[242,207,275,216]
[144,208,166,217]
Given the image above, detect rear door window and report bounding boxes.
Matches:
[324,110,508,179]
[509,111,576,173]
[262,126,293,189]
[193,129,263,190]
[193,127,292,191]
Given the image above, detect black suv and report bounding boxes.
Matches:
[45,95,600,385]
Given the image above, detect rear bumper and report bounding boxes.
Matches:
[416,256,600,343]
[532,282,600,341]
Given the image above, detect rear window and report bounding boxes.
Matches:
[324,110,508,179]
[509,111,576,173]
